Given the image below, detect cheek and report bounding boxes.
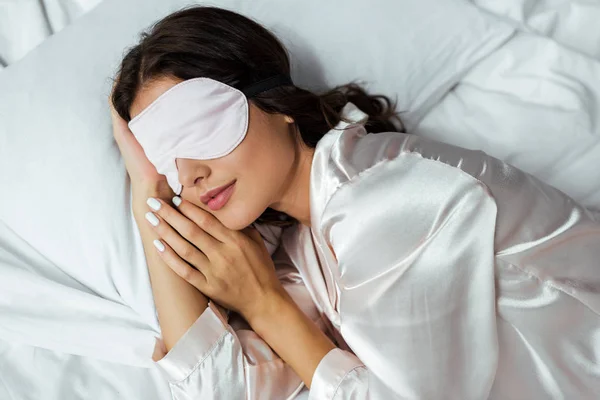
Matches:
[238,146,292,197]
[225,138,277,183]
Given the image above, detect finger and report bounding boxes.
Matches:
[111,113,130,132]
[110,111,133,140]
[173,196,232,243]
[147,197,221,257]
[113,122,143,158]
[108,95,128,128]
[145,210,209,271]
[153,238,208,290]
[110,112,136,153]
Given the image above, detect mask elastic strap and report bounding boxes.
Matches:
[241,74,293,98]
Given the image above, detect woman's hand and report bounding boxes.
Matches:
[108,84,171,197]
[145,196,338,389]
[143,195,288,324]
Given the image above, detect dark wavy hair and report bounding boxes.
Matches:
[111,5,404,227]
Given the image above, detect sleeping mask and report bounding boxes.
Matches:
[128,74,292,195]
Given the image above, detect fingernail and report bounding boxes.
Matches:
[145,212,159,227]
[153,239,165,252]
[147,198,161,211]
[172,196,182,207]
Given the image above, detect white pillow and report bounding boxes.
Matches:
[0,0,513,366]
[0,0,102,70]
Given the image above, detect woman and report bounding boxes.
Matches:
[109,6,600,400]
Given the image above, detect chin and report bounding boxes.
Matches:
[218,211,255,231]
[218,204,265,231]
[219,219,245,231]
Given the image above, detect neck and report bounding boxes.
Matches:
[270,144,314,227]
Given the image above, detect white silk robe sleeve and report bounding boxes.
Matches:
[153,243,327,400]
[308,157,500,399]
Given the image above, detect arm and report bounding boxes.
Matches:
[152,235,330,399]
[109,92,208,351]
[247,287,336,388]
[131,186,209,352]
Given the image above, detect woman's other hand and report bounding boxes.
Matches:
[143,195,289,325]
[108,86,171,197]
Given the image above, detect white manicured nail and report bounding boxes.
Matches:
[145,212,159,226]
[172,196,182,207]
[147,197,161,211]
[153,239,165,252]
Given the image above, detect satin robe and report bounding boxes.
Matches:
[155,103,600,399]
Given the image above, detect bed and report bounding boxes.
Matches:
[0,1,598,399]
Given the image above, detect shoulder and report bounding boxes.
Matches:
[321,155,496,287]
[312,102,498,238]
[314,104,495,204]
[321,140,494,235]
[316,129,497,270]
[315,122,494,217]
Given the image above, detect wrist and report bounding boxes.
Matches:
[245,289,296,337]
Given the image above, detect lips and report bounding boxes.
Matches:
[200,180,236,205]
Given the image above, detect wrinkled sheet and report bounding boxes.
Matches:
[417,1,600,211]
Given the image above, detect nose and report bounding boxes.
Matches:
[176,158,210,189]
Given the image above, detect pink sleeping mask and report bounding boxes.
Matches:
[128,75,292,195]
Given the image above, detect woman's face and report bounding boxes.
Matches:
[130,76,300,230]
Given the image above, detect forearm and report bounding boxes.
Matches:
[249,290,336,388]
[132,188,208,351]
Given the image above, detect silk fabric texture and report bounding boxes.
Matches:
[153,103,600,399]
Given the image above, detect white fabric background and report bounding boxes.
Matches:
[0,1,598,399]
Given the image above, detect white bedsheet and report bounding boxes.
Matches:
[0,339,169,400]
[0,3,168,399]
[0,1,599,400]
[472,0,600,60]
